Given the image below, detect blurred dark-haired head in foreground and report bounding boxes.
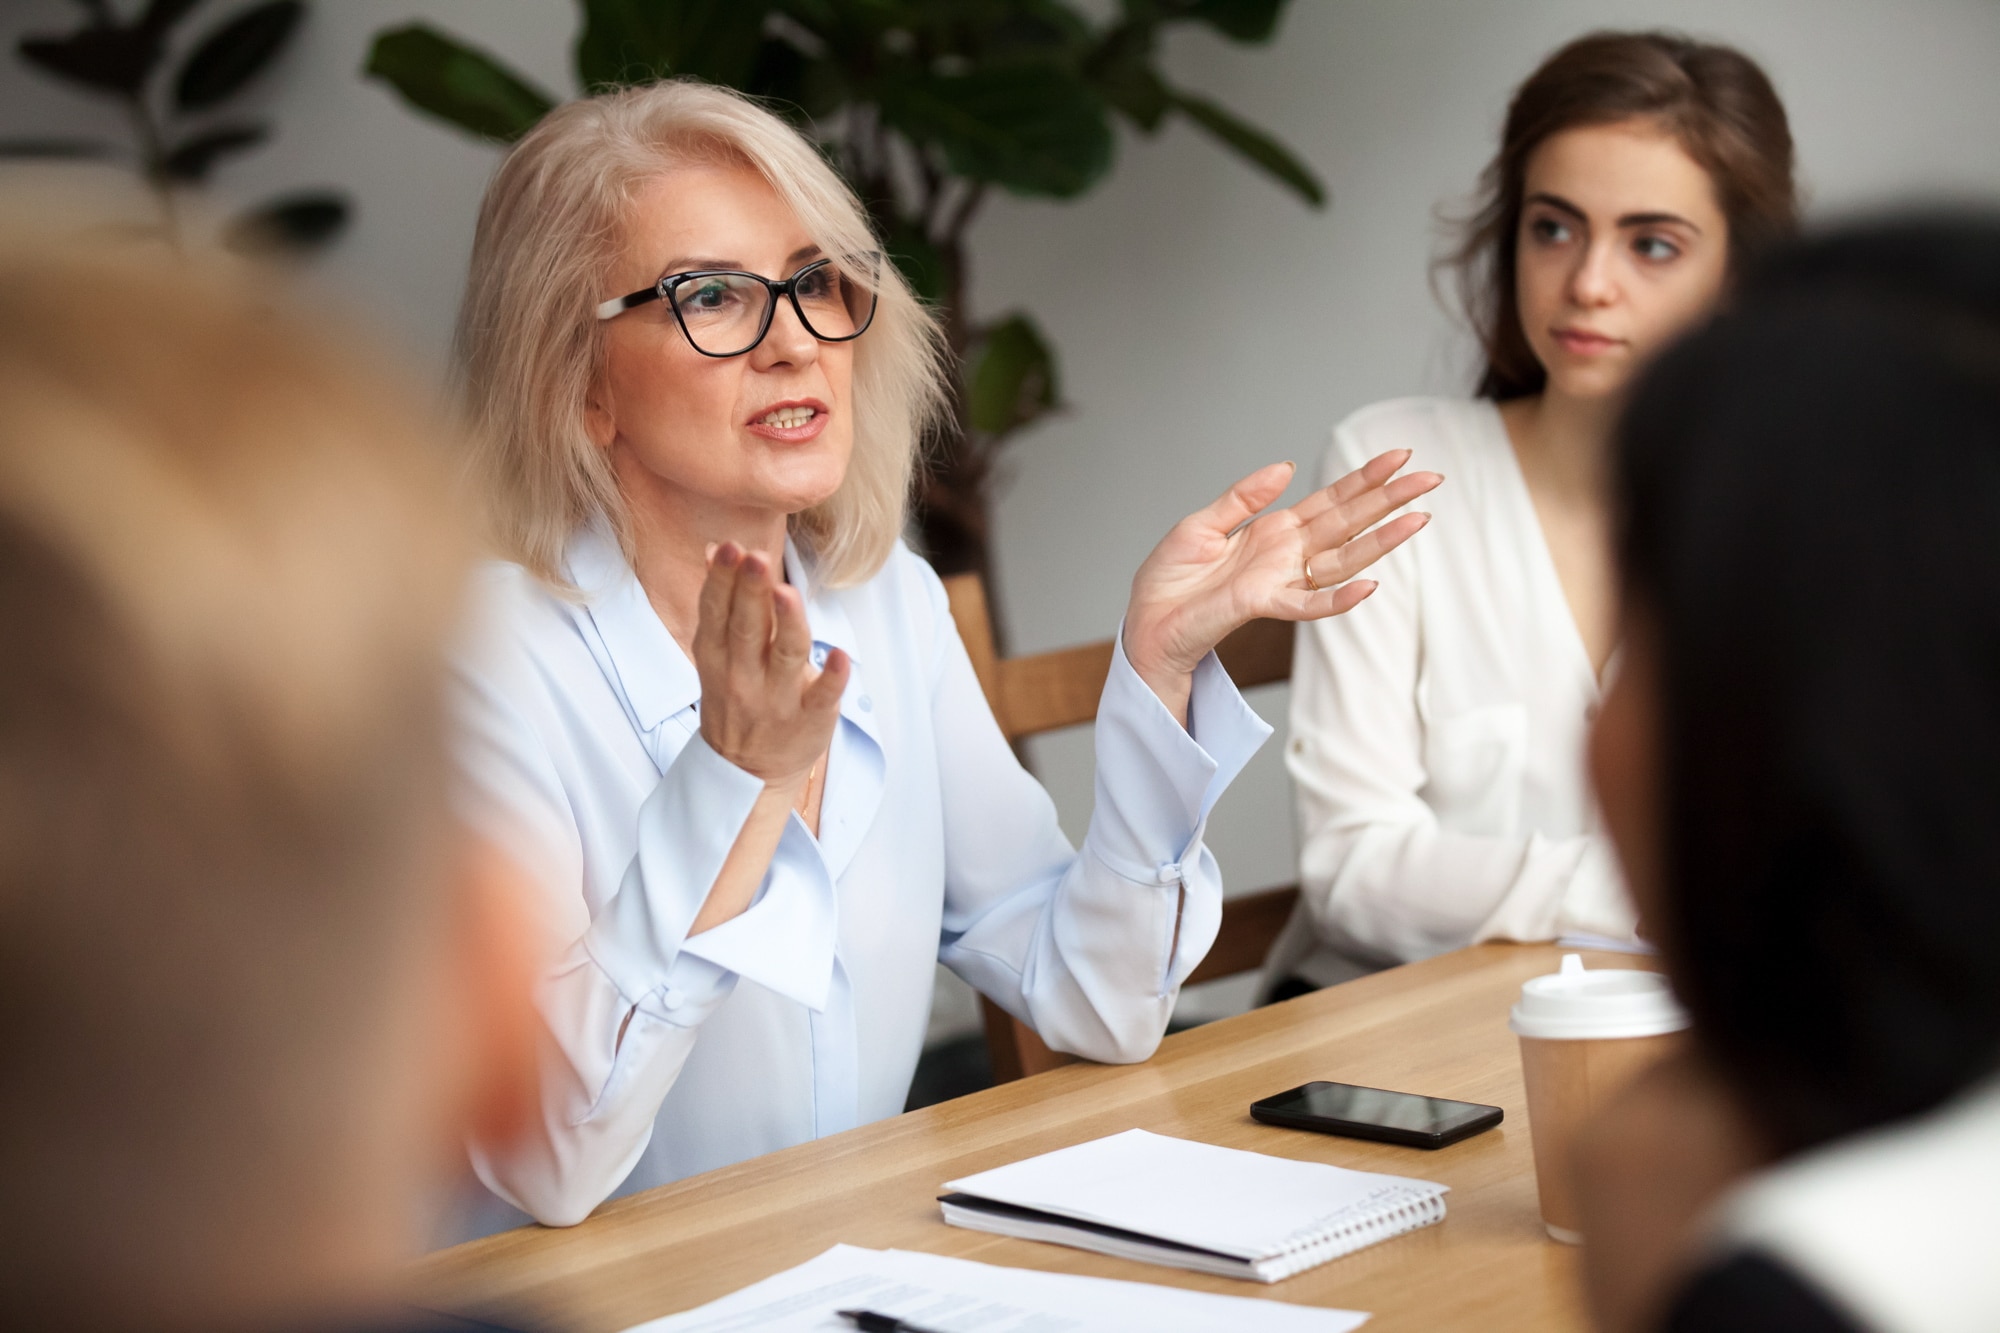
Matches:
[1580,213,2000,1332]
[0,231,540,1332]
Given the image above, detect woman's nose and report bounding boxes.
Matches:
[752,296,818,368]
[1569,241,1621,308]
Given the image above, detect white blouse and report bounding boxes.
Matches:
[448,524,1269,1234]
[1713,1073,2000,1331]
[1276,397,1637,974]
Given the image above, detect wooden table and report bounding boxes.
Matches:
[414,943,1646,1331]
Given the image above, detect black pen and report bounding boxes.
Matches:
[836,1309,951,1333]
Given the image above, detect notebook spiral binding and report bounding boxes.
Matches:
[1263,1185,1449,1281]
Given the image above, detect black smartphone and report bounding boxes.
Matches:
[1250,1080,1504,1150]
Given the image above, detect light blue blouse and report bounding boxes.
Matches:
[449,525,1269,1232]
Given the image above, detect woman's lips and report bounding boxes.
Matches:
[1552,328,1625,357]
[745,399,830,442]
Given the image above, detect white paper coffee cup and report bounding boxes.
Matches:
[1510,955,1689,1242]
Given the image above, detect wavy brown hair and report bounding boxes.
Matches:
[1447,31,1799,401]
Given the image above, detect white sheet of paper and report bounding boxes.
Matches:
[619,1244,1368,1333]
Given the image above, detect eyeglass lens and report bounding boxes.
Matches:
[669,259,876,357]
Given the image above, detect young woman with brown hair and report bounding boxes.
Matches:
[1274,31,1799,984]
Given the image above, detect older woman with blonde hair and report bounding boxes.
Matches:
[450,78,1439,1232]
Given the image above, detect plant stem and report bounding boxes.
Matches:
[124,93,180,249]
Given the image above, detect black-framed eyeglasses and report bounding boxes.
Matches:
[594,253,880,358]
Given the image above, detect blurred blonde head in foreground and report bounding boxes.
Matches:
[0,225,537,1332]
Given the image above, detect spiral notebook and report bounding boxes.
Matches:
[939,1128,1447,1283]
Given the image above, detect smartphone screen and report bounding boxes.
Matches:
[1251,1080,1502,1148]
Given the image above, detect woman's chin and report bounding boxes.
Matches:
[1546,364,1634,403]
[756,470,846,516]
[751,442,850,513]
[778,487,842,516]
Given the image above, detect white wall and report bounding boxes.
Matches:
[10,0,2000,1032]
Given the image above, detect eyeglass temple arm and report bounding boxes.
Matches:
[596,287,660,321]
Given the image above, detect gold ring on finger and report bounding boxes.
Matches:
[1303,554,1322,592]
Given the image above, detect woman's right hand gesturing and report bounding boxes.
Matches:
[686,542,847,936]
[694,542,848,792]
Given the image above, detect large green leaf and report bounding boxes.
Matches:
[174,1,303,112]
[1084,20,1168,131]
[743,34,844,122]
[162,122,268,182]
[225,191,350,256]
[877,63,1112,199]
[366,26,556,145]
[773,0,841,27]
[1117,0,1287,43]
[0,138,118,159]
[967,312,1060,437]
[138,0,207,37]
[1171,92,1324,207]
[935,0,1094,63]
[1186,0,1287,43]
[576,0,775,91]
[17,25,163,96]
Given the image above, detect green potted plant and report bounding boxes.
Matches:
[7,0,350,255]
[366,0,1322,583]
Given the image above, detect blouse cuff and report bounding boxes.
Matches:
[679,818,839,1012]
[628,952,734,1030]
[581,732,763,1013]
[1087,625,1273,879]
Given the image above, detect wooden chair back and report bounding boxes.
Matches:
[942,572,1301,1081]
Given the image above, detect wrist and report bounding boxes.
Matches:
[760,771,809,799]
[697,727,812,796]
[1119,621,1195,730]
[758,753,819,799]
[1121,618,1199,683]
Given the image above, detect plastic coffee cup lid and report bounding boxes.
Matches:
[1508,954,1689,1040]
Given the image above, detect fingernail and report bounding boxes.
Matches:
[704,541,719,562]
[1416,512,1432,523]
[715,542,740,566]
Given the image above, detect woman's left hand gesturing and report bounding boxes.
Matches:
[1123,449,1442,724]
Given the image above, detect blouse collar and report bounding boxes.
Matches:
[563,521,863,736]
